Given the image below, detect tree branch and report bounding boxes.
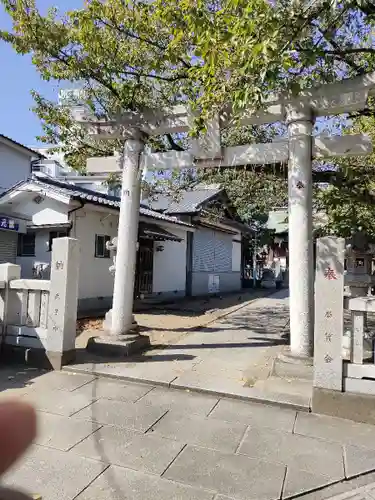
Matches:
[165,133,185,151]
[120,68,188,82]
[322,33,364,73]
[100,16,192,70]
[326,47,375,55]
[299,46,375,56]
[348,108,375,119]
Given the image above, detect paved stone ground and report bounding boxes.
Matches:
[68,290,314,409]
[2,369,375,500]
[302,473,375,500]
[325,482,375,500]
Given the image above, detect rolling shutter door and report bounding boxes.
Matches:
[193,229,232,272]
[193,229,215,272]
[214,233,232,272]
[0,231,17,264]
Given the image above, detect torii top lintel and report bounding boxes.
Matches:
[77,71,375,138]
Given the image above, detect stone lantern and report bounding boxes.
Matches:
[345,232,375,298]
[102,236,139,332]
[106,237,118,276]
[343,232,375,358]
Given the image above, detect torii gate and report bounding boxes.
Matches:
[72,71,375,361]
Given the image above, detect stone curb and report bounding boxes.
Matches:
[298,471,375,500]
[63,363,310,411]
[326,482,375,500]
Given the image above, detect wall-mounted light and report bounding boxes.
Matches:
[156,244,164,252]
[33,194,44,204]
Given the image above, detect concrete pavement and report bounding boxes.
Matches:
[2,369,375,500]
[67,290,313,410]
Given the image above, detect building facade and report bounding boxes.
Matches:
[0,176,194,313]
[143,185,252,296]
[0,135,43,264]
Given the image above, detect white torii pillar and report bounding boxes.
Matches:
[110,137,144,335]
[286,103,314,358]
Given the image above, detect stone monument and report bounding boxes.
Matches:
[313,236,345,392]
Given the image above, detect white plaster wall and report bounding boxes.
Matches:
[14,197,70,279]
[74,209,118,300]
[13,198,69,225]
[152,228,187,293]
[0,144,31,192]
[11,190,191,303]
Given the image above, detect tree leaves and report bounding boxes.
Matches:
[1,0,375,236]
[2,0,375,120]
[316,99,375,240]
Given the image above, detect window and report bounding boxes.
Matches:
[48,231,68,252]
[95,234,111,258]
[109,187,121,198]
[17,233,35,257]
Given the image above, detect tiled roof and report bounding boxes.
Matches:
[1,176,194,228]
[143,186,224,214]
[0,135,44,158]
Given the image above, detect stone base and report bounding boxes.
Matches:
[86,334,150,357]
[272,347,313,380]
[312,386,375,425]
[103,309,138,333]
[0,344,75,370]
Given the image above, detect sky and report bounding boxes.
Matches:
[0,0,80,148]
[0,1,357,150]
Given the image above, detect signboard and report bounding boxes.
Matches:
[208,274,220,293]
[0,217,19,232]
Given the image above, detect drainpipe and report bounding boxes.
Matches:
[67,201,85,237]
[252,232,257,288]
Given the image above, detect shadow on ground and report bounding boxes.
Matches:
[72,294,290,367]
[0,364,46,394]
[77,288,282,330]
[138,288,287,316]
[139,305,290,336]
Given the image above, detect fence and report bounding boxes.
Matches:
[0,237,80,370]
[344,296,375,395]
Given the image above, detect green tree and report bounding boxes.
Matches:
[153,0,375,119]
[2,0,375,146]
[191,123,288,221]
[1,0,374,229]
[315,101,375,239]
[0,0,193,166]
